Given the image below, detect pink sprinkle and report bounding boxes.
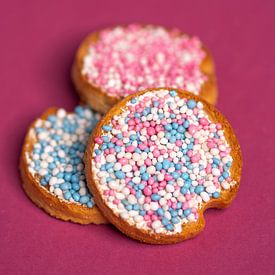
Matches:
[182,202,189,210]
[95,156,101,163]
[147,210,153,216]
[113,199,120,205]
[152,188,159,193]
[143,187,152,196]
[188,124,197,135]
[145,158,152,166]
[144,215,150,221]
[119,158,128,165]
[185,194,192,200]
[152,149,160,158]
[191,153,201,163]
[175,140,182,147]
[148,177,154,185]
[95,137,103,144]
[139,143,147,150]
[125,145,136,153]
[199,117,209,126]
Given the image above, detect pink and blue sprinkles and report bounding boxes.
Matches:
[27,106,101,208]
[92,89,236,234]
[82,24,207,98]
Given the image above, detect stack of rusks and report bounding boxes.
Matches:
[20,24,242,244]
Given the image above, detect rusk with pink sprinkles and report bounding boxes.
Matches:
[73,25,217,113]
[85,88,242,244]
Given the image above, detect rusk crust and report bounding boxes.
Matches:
[20,108,107,224]
[72,26,218,114]
[85,88,242,244]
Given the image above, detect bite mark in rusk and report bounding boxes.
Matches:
[85,88,242,244]
[20,106,107,224]
[72,24,218,114]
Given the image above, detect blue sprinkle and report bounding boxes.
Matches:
[172,122,178,129]
[140,210,146,216]
[72,183,80,191]
[131,98,137,104]
[180,187,188,195]
[213,157,220,165]
[80,195,89,204]
[156,162,163,171]
[165,224,174,231]
[169,136,177,143]
[126,205,133,211]
[158,113,164,119]
[60,183,69,190]
[177,126,185,133]
[170,114,176,119]
[87,201,94,208]
[172,172,180,179]
[141,173,149,181]
[195,185,204,194]
[64,192,71,200]
[162,159,170,170]
[72,193,80,202]
[213,192,220,199]
[171,217,180,224]
[40,178,47,186]
[181,172,189,180]
[187,99,197,109]
[151,194,161,201]
[102,125,112,131]
[169,90,177,97]
[129,134,137,140]
[162,217,169,226]
[184,208,192,216]
[140,165,147,174]
[157,208,164,216]
[115,171,125,179]
[227,161,232,167]
[71,174,79,183]
[136,190,142,199]
[122,199,129,206]
[183,120,190,128]
[170,209,178,217]
[165,124,172,131]
[223,171,229,179]
[139,184,145,190]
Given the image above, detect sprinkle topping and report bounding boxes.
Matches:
[92,90,235,234]
[83,25,207,97]
[27,106,101,208]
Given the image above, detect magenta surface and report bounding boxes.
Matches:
[0,1,274,274]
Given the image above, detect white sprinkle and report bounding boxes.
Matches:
[122,164,132,173]
[106,155,116,163]
[128,194,137,204]
[152,220,161,230]
[54,188,62,196]
[212,168,221,176]
[166,184,175,193]
[200,192,210,202]
[222,182,230,190]
[206,186,216,193]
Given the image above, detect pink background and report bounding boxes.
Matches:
[0,0,274,274]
